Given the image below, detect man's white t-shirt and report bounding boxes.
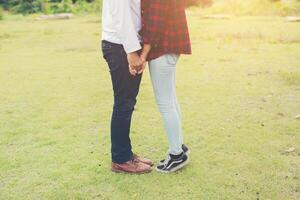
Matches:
[102,0,142,53]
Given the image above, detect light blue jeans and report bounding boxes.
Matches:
[149,54,183,155]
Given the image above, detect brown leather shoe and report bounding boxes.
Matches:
[111,159,152,174]
[133,154,154,166]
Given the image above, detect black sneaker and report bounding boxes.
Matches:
[156,153,189,173]
[159,144,190,164]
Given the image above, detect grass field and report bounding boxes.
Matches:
[0,13,300,200]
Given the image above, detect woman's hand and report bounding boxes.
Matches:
[136,44,152,74]
[137,56,147,74]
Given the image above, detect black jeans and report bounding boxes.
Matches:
[102,40,142,164]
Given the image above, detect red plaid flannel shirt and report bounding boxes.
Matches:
[140,0,192,61]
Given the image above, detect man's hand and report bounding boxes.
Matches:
[127,52,143,70]
[128,65,138,76]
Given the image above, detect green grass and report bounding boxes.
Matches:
[0,14,300,200]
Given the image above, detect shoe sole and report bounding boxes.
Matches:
[111,168,152,174]
[155,157,189,173]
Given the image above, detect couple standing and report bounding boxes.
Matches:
[101,0,191,174]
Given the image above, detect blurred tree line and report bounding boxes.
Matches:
[0,0,101,14]
[0,0,299,15]
[0,0,213,15]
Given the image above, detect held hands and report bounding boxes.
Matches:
[127,52,147,76]
[127,44,151,76]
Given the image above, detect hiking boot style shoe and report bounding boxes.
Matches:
[133,154,154,166]
[156,152,189,173]
[112,159,152,174]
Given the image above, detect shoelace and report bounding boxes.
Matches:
[162,154,171,167]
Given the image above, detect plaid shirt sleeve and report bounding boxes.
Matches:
[142,0,168,45]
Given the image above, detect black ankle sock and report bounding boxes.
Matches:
[170,152,183,159]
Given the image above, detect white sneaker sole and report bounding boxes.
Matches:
[155,157,189,173]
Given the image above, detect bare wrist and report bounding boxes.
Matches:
[140,53,147,61]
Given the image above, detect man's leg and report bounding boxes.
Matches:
[102,41,142,164]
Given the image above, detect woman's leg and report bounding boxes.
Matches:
[149,54,183,155]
